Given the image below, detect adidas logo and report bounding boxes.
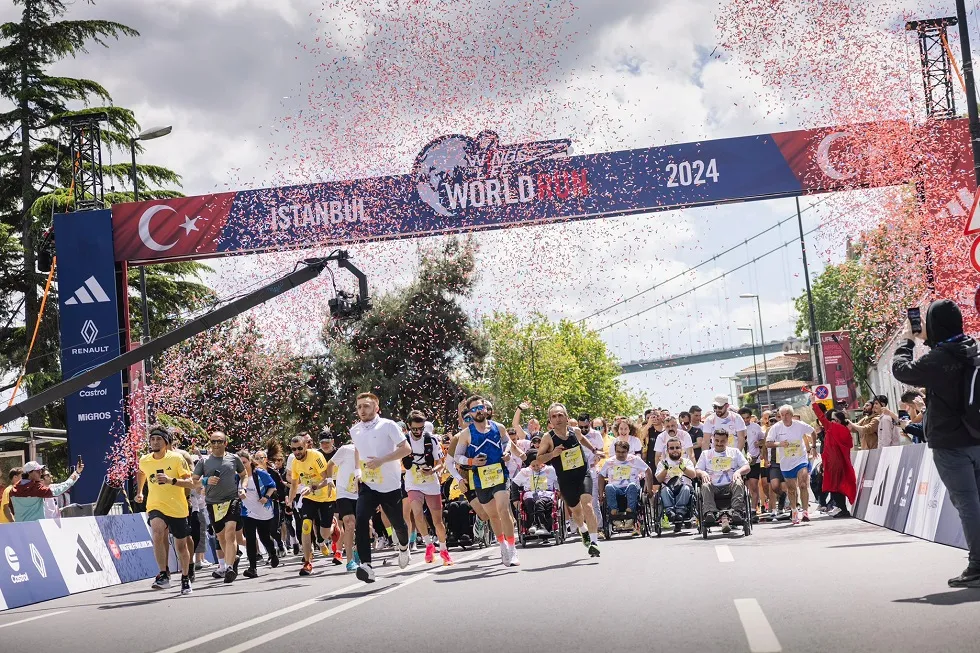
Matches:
[872,468,890,507]
[75,536,103,575]
[65,276,111,306]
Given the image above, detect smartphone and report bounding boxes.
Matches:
[908,307,922,334]
[156,469,164,475]
[76,455,83,468]
[212,469,221,477]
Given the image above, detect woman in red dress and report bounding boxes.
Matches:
[813,402,857,517]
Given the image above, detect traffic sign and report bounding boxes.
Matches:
[813,384,833,410]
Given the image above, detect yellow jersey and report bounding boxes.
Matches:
[139,451,191,518]
[292,450,335,502]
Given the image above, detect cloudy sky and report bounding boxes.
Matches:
[7,0,973,412]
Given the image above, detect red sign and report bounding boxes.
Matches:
[820,331,858,410]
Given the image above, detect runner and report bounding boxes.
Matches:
[317,431,343,565]
[739,406,766,517]
[284,434,336,576]
[536,403,602,557]
[703,395,748,452]
[402,410,453,566]
[135,425,194,595]
[241,450,280,578]
[331,439,360,571]
[351,392,413,583]
[454,395,523,566]
[193,431,247,584]
[766,405,816,525]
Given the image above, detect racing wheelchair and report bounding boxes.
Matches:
[515,491,567,547]
[693,479,752,539]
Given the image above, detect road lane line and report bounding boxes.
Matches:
[154,549,486,653]
[733,599,781,653]
[0,610,69,630]
[715,545,734,562]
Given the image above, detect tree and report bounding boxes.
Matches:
[479,312,646,421]
[323,237,487,427]
[0,0,211,426]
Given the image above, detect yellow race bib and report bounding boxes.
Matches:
[360,461,383,485]
[710,456,732,472]
[410,465,430,485]
[478,463,504,487]
[530,474,549,491]
[784,441,803,458]
[560,446,585,470]
[667,466,684,479]
[612,465,632,481]
[212,500,231,521]
[345,473,357,494]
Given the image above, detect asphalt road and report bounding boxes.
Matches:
[2,513,979,653]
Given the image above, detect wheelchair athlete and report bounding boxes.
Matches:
[598,440,654,535]
[695,428,751,534]
[654,436,697,531]
[511,458,559,536]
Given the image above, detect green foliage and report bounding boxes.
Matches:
[478,312,646,422]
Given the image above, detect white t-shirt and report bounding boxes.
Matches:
[404,434,445,495]
[615,435,644,455]
[581,429,605,467]
[696,447,748,487]
[766,420,815,472]
[331,444,358,500]
[657,456,696,485]
[512,466,558,500]
[653,429,694,454]
[745,422,766,459]
[703,412,747,440]
[599,455,650,488]
[350,416,407,493]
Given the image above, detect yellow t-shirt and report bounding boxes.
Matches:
[0,485,13,523]
[139,451,191,518]
[292,450,335,502]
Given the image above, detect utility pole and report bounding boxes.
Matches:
[956,0,980,188]
[797,198,823,384]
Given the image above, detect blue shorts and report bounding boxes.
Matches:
[781,462,808,480]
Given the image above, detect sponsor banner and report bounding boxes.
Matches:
[820,331,858,410]
[0,521,69,609]
[905,447,946,541]
[54,210,126,503]
[935,487,969,551]
[883,444,925,533]
[853,448,881,520]
[95,514,156,584]
[863,446,903,527]
[111,122,926,264]
[38,517,120,594]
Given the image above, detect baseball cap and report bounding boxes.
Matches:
[23,461,45,473]
[319,431,334,442]
[712,394,729,408]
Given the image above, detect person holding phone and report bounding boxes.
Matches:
[192,431,246,584]
[135,425,193,595]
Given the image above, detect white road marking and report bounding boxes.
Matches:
[734,599,782,653]
[715,545,734,562]
[0,610,69,630]
[154,549,486,653]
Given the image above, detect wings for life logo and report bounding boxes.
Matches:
[412,131,584,217]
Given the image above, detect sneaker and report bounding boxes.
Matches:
[299,560,313,576]
[948,566,980,588]
[440,549,453,567]
[188,565,196,584]
[832,510,852,519]
[661,514,671,529]
[818,506,829,514]
[243,567,258,579]
[211,569,226,579]
[346,560,357,572]
[356,563,376,583]
[424,543,435,563]
[720,516,731,534]
[791,511,801,525]
[180,576,192,596]
[588,542,601,558]
[500,543,511,567]
[527,526,537,536]
[293,544,300,556]
[827,506,842,517]
[332,549,343,565]
[233,555,240,574]
[354,551,361,565]
[801,511,810,523]
[581,532,590,548]
[277,546,287,557]
[398,546,411,569]
[673,522,683,534]
[320,543,331,558]
[270,553,280,568]
[151,572,170,590]
[223,568,238,584]
[194,561,203,571]
[508,547,520,567]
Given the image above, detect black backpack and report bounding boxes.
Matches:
[402,434,436,468]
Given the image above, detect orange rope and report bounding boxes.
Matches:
[940,31,968,95]
[7,257,57,407]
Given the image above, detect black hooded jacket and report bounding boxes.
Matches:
[892,299,979,449]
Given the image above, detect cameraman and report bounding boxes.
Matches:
[892,299,980,588]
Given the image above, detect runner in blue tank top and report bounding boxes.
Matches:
[454,395,524,567]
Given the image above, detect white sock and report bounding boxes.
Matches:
[578,524,588,534]
[218,560,227,572]
[440,542,448,552]
[590,533,598,544]
[424,535,433,545]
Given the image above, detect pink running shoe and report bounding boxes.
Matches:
[440,549,453,566]
[424,543,436,564]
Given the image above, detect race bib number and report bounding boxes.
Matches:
[360,462,383,485]
[612,465,632,482]
[530,474,549,491]
[560,446,585,470]
[212,500,231,522]
[410,465,429,485]
[345,473,357,494]
[478,463,504,487]
[784,441,803,458]
[710,456,732,472]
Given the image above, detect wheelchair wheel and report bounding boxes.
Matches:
[517,508,527,548]
[600,500,612,540]
[555,499,567,545]
[640,494,652,537]
[742,486,752,536]
[651,492,662,537]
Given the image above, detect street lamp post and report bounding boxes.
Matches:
[129,125,173,374]
[737,327,759,404]
[741,294,772,410]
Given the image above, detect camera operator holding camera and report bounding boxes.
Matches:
[892,299,980,588]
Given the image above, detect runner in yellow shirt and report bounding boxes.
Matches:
[286,434,336,577]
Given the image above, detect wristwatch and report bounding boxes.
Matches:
[170,477,177,486]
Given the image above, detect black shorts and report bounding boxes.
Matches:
[147,510,190,539]
[768,466,785,483]
[746,463,763,480]
[336,497,357,519]
[475,482,508,505]
[465,488,479,503]
[207,499,243,532]
[300,498,335,527]
[510,481,521,503]
[557,473,588,508]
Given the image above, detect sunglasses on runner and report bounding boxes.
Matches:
[290,446,304,452]
[468,405,486,413]
[210,439,226,445]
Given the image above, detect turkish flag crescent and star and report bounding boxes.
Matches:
[111,193,236,263]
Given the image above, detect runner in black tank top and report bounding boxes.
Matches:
[535,402,602,558]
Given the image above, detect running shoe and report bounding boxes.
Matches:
[356,562,376,583]
[321,543,331,558]
[827,507,842,517]
[354,551,361,565]
[270,553,280,568]
[508,547,520,567]
[581,532,590,548]
[211,569,225,579]
[293,544,300,556]
[346,560,357,572]
[673,522,683,534]
[188,565,195,584]
[661,514,671,529]
[801,511,810,522]
[223,568,238,584]
[299,560,313,576]
[332,549,343,565]
[180,576,192,596]
[588,542,601,558]
[243,567,258,579]
[398,545,411,569]
[500,543,512,567]
[151,572,170,589]
[791,511,801,525]
[527,526,537,536]
[425,542,436,564]
[440,549,453,567]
